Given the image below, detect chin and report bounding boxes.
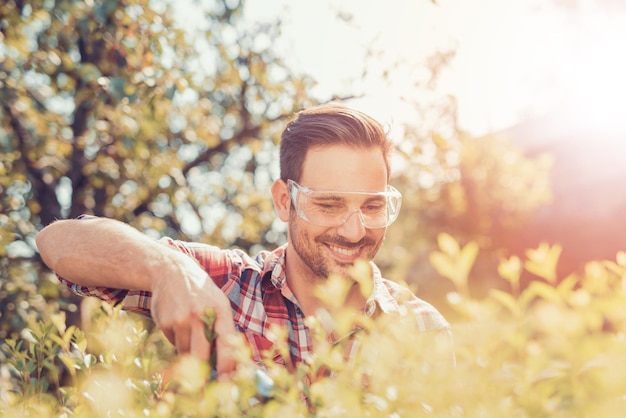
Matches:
[327,263,353,279]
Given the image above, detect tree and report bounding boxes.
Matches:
[0,0,317,340]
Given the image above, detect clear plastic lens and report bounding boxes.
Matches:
[287,180,402,228]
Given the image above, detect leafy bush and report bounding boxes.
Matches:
[2,238,626,417]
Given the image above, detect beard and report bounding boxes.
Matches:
[288,212,383,280]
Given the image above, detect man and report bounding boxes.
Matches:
[37,103,451,378]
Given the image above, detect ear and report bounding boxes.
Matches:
[271,179,291,222]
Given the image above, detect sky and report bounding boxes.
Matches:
[243,0,626,141]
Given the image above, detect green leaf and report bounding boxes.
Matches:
[498,255,521,288]
[58,353,79,376]
[77,63,102,83]
[524,243,562,283]
[489,289,520,316]
[459,241,479,279]
[557,274,579,296]
[201,307,218,342]
[531,366,569,384]
[429,252,456,282]
[522,281,561,304]
[437,232,460,255]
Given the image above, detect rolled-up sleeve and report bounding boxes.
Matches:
[57,276,152,316]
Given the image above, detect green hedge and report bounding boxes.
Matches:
[2,239,626,417]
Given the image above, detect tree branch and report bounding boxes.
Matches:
[2,96,62,226]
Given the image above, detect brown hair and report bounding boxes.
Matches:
[279,103,393,182]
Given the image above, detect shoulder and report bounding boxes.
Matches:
[377,277,450,332]
[159,238,276,274]
[158,237,228,267]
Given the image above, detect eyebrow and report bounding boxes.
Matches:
[310,193,386,204]
[310,193,345,202]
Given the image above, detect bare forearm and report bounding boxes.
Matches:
[37,217,237,373]
[36,217,182,290]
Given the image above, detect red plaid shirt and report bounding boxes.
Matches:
[58,239,450,369]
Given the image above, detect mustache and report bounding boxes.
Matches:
[315,235,376,248]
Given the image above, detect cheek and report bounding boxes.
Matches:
[289,214,315,247]
[368,230,387,251]
[369,228,386,241]
[290,212,330,238]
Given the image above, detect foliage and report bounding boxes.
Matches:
[3,240,626,417]
[1,0,314,237]
[373,72,555,297]
[0,0,317,342]
[2,1,603,415]
[379,128,555,304]
[429,232,479,298]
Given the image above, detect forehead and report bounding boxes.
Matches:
[300,144,388,192]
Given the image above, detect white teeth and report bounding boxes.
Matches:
[329,245,359,256]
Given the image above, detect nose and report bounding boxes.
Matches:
[336,209,367,242]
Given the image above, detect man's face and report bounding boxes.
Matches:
[287,144,389,281]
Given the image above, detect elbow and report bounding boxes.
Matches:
[36,221,61,269]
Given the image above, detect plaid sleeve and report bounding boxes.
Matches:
[158,237,235,289]
[405,297,450,332]
[379,279,456,366]
[57,275,129,303]
[381,279,450,332]
[57,273,153,316]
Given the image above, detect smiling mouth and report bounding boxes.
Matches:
[327,244,361,257]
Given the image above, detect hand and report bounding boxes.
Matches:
[149,251,237,378]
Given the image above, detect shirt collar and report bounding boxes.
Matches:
[260,244,288,289]
[364,261,396,316]
[261,244,393,316]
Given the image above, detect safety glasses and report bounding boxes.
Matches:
[287,179,402,229]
